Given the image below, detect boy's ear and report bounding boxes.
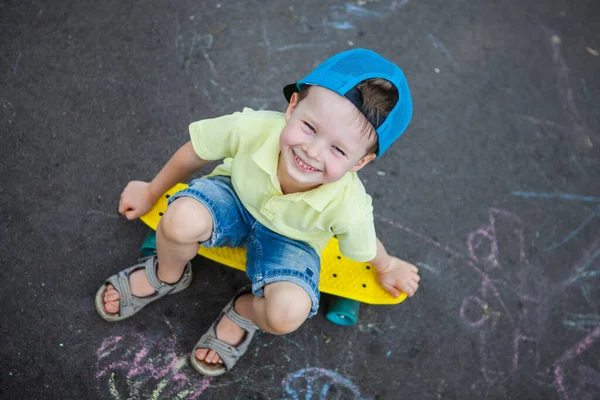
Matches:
[349,152,376,172]
[285,92,300,122]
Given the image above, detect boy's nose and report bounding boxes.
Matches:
[304,141,322,161]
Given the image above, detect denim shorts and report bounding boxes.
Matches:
[168,176,321,318]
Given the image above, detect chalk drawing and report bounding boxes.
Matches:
[12,42,22,74]
[96,333,212,400]
[428,34,458,65]
[567,243,600,284]
[326,3,383,31]
[282,367,370,400]
[416,262,440,275]
[274,43,336,53]
[512,192,600,202]
[553,327,600,400]
[562,313,600,329]
[545,205,600,252]
[389,0,409,11]
[513,190,600,252]
[95,330,373,399]
[379,208,600,400]
[513,196,600,253]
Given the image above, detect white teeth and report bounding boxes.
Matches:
[294,153,318,172]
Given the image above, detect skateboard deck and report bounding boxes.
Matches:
[140,183,406,305]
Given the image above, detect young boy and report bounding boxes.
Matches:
[95,48,420,376]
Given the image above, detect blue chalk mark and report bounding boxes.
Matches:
[328,21,356,30]
[569,248,600,283]
[283,368,369,400]
[563,313,600,329]
[545,205,600,252]
[320,384,331,399]
[428,34,457,65]
[512,192,600,202]
[343,4,382,17]
[12,43,22,74]
[581,283,595,308]
[386,350,392,357]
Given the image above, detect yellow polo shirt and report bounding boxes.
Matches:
[189,108,377,262]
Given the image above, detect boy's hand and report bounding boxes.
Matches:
[376,257,420,298]
[118,181,155,220]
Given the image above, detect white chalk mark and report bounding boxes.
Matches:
[519,115,566,129]
[202,50,216,74]
[416,262,440,275]
[86,210,119,219]
[274,42,335,53]
[261,25,271,54]
[389,0,409,11]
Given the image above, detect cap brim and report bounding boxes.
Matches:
[283,83,299,103]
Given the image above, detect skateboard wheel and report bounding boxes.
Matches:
[140,230,157,257]
[326,296,360,326]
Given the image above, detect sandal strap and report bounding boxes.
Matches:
[144,256,165,290]
[116,272,133,308]
[224,301,258,334]
[192,291,260,373]
[103,256,192,319]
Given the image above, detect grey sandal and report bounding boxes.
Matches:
[94,255,193,322]
[190,289,259,376]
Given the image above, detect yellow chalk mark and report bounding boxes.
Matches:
[108,372,120,400]
[150,379,169,400]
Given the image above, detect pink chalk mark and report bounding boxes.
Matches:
[556,327,600,364]
[468,229,499,265]
[188,377,212,400]
[512,333,536,371]
[460,296,490,328]
[173,373,188,381]
[95,361,133,378]
[96,336,123,357]
[553,327,600,400]
[151,354,180,380]
[554,364,568,400]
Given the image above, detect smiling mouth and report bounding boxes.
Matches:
[293,151,321,172]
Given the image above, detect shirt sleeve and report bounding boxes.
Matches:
[188,111,243,160]
[336,213,378,262]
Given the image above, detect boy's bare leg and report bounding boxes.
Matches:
[103,197,213,313]
[195,281,312,364]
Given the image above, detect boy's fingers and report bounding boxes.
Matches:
[118,199,128,214]
[385,284,400,298]
[410,264,418,273]
[124,210,138,220]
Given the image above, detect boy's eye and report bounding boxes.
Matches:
[333,146,346,156]
[303,121,316,133]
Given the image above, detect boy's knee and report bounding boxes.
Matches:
[263,282,312,334]
[159,197,213,243]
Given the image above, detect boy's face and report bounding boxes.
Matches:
[278,86,376,193]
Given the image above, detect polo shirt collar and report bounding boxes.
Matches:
[252,126,282,176]
[251,129,354,212]
[300,173,352,211]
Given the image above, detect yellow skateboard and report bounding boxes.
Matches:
[139,183,406,325]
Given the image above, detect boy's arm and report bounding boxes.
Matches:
[369,237,420,298]
[148,141,210,200]
[119,141,212,219]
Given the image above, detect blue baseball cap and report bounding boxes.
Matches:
[283,48,412,157]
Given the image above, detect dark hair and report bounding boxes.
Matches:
[297,78,398,156]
